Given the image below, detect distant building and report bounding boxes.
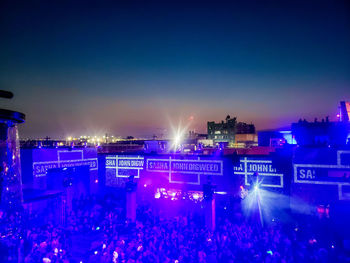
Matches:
[235,122,257,147]
[235,133,258,148]
[292,119,349,147]
[20,139,66,148]
[258,101,350,148]
[188,130,207,140]
[236,122,255,134]
[144,140,170,153]
[258,129,295,147]
[207,115,256,147]
[208,115,237,145]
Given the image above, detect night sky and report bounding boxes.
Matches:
[1,0,349,138]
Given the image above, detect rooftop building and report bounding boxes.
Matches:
[207,115,256,147]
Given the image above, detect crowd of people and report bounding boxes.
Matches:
[1,194,350,263]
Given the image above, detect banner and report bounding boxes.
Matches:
[32,149,98,177]
[294,151,350,185]
[234,157,284,188]
[146,157,223,185]
[104,155,224,186]
[105,155,144,178]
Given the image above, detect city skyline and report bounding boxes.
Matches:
[1,0,349,138]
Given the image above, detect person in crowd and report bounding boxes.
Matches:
[0,194,349,263]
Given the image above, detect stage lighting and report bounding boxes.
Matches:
[174,134,181,146]
[172,132,184,151]
[214,191,227,195]
[169,119,190,151]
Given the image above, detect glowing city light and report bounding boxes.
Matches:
[169,117,193,152]
[172,131,184,151]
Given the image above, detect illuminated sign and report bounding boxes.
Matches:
[146,157,223,185]
[294,151,350,185]
[32,150,98,177]
[105,155,144,178]
[234,157,284,188]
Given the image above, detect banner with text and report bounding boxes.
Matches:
[32,148,98,177]
[146,157,223,185]
[234,157,284,188]
[294,150,350,185]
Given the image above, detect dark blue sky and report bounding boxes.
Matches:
[1,0,349,138]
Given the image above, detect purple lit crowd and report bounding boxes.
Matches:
[1,195,350,263]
